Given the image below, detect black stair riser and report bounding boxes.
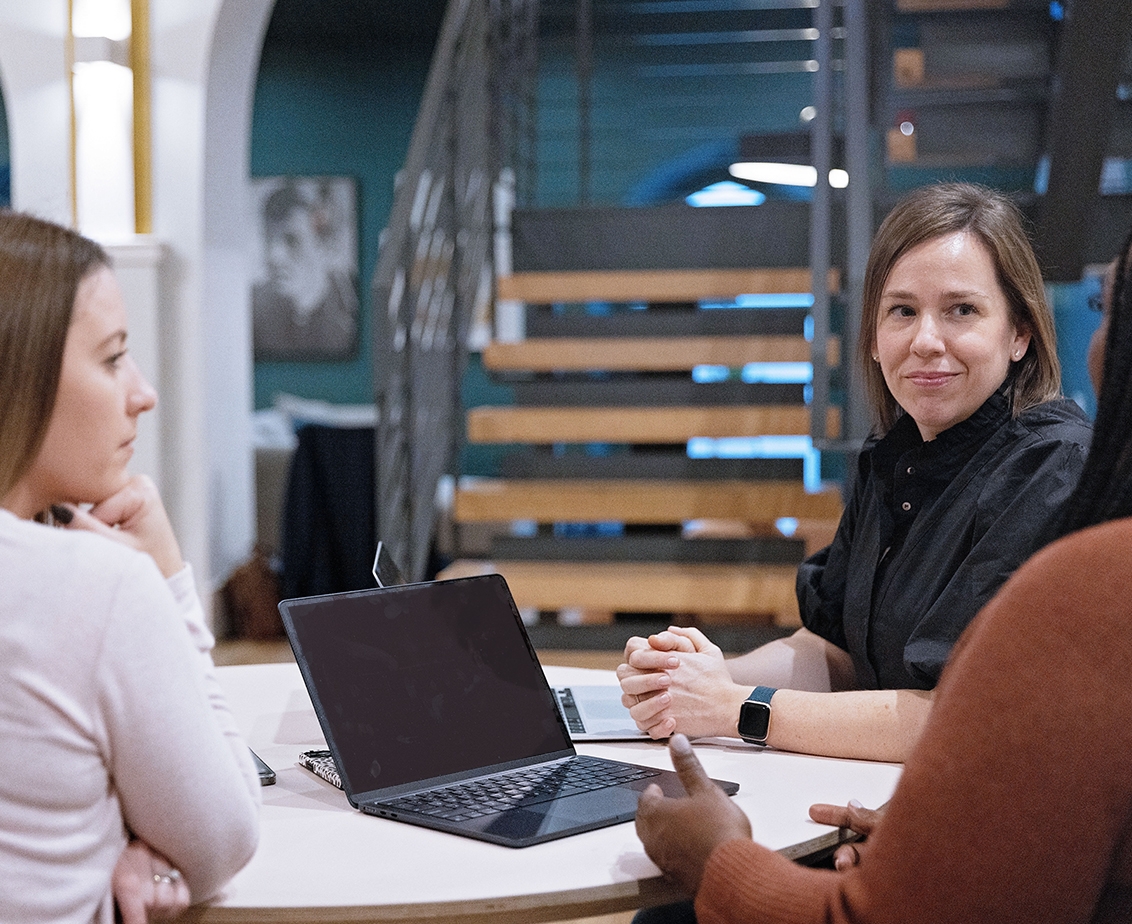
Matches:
[497,452,805,481]
[504,380,805,407]
[524,306,809,337]
[490,535,805,565]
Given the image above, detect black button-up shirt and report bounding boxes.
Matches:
[798,390,1092,690]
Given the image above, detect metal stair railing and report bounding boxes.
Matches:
[371,0,539,581]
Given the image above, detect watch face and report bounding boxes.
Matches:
[738,700,771,741]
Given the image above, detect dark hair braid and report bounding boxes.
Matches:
[1060,225,1132,535]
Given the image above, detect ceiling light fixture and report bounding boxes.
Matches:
[729,162,849,189]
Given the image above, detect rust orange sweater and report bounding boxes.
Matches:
[696,517,1132,924]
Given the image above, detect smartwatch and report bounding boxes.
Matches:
[738,685,777,745]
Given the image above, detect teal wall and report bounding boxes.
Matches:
[250,44,429,409]
[247,29,1108,431]
[1051,277,1106,417]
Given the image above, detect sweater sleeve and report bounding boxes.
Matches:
[696,519,1132,924]
[95,559,260,903]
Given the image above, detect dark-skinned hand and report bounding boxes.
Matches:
[808,800,886,870]
[635,734,751,895]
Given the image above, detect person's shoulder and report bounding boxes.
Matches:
[0,510,164,591]
[1002,517,1132,620]
[1039,517,1132,564]
[0,513,173,667]
[1013,398,1093,444]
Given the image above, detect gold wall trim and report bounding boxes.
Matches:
[130,0,151,234]
[66,0,77,228]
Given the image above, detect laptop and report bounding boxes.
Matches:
[552,686,649,741]
[278,573,738,847]
[369,541,647,742]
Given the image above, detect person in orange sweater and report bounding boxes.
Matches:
[633,229,1132,923]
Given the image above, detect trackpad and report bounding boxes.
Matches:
[483,789,639,840]
[485,807,575,839]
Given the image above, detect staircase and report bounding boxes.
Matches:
[440,203,844,627]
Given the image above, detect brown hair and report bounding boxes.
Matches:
[0,211,108,499]
[858,183,1062,433]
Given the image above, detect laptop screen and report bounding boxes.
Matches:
[281,575,573,795]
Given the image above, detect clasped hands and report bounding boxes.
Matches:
[616,626,747,739]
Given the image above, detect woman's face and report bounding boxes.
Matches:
[874,230,1031,441]
[18,266,156,511]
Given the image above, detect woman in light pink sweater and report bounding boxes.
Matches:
[0,211,260,923]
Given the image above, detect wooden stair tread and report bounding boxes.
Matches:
[453,478,844,522]
[436,559,802,626]
[496,268,841,303]
[466,405,842,443]
[482,336,840,372]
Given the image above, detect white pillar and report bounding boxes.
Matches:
[104,238,167,490]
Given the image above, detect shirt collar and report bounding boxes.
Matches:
[872,385,1012,480]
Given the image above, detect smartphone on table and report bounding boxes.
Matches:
[249,748,275,785]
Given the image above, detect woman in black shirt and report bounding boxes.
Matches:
[617,183,1091,762]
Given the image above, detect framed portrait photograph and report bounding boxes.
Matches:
[251,175,360,361]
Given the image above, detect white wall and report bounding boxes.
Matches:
[105,239,167,487]
[147,0,274,601]
[0,0,274,622]
[0,4,71,225]
[198,0,275,587]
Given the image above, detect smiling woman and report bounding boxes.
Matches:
[859,183,1062,434]
[0,211,260,924]
[632,215,1132,924]
[617,183,1091,767]
[874,231,1032,441]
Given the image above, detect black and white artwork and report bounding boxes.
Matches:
[251,176,359,361]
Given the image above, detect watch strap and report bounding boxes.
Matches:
[747,685,777,706]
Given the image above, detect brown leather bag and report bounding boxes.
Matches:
[222,546,284,640]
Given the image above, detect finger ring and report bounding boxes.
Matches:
[153,869,182,885]
[634,694,642,705]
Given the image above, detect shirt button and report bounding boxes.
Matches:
[901,501,912,511]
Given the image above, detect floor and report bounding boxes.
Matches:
[214,637,636,924]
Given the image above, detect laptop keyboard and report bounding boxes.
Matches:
[555,688,586,734]
[383,756,660,821]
